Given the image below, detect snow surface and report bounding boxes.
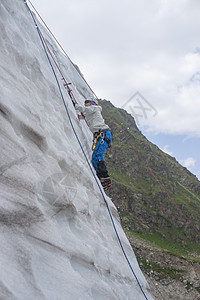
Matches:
[0,0,154,299]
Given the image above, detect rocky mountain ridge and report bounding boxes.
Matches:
[101,99,200,299]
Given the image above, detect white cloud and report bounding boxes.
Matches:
[181,157,196,169]
[161,145,173,156]
[31,0,200,137]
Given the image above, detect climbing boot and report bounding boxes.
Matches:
[96,161,109,179]
[100,177,112,190]
[96,161,111,190]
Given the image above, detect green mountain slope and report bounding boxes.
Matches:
[101,99,200,261]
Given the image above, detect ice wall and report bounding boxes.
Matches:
[0,1,153,299]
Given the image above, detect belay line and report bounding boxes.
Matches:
[27,0,200,239]
[24,1,149,299]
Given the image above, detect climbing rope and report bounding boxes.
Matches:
[24,1,149,299]
[27,0,200,238]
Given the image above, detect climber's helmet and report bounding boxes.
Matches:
[84,100,92,104]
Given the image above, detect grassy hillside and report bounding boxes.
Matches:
[101,99,200,261]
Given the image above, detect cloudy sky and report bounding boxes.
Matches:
[30,0,200,179]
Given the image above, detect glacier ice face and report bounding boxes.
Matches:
[0,1,153,299]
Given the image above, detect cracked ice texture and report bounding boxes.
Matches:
[0,0,153,299]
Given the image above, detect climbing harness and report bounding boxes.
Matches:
[24,2,149,300]
[92,131,104,150]
[92,130,111,151]
[92,132,102,151]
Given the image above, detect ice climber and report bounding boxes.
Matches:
[73,99,112,190]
